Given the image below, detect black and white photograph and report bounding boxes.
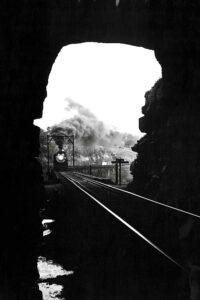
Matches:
[1,1,200,299]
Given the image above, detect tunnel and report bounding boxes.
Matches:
[1,0,200,299]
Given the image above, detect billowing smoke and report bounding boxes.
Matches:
[50,130,65,150]
[50,98,138,164]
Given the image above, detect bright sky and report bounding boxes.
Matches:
[34,42,161,135]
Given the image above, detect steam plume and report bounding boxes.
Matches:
[50,98,138,163]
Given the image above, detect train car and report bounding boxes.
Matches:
[53,150,68,171]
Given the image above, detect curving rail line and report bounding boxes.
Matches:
[67,172,200,220]
[58,171,193,270]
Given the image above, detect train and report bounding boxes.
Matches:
[53,149,68,171]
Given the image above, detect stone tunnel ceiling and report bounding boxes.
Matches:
[1,0,161,124]
[2,0,199,122]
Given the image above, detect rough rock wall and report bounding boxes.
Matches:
[0,2,49,298]
[130,0,200,225]
[130,79,164,197]
[129,1,200,297]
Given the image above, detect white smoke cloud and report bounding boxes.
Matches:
[50,98,138,164]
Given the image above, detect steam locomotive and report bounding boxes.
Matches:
[53,150,68,171]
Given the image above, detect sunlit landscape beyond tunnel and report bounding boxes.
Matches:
[34,43,161,183]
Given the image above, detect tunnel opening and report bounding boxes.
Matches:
[33,42,162,299]
[34,42,161,184]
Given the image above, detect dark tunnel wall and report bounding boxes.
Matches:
[1,0,200,298]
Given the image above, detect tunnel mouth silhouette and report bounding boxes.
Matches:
[34,42,161,182]
[33,43,163,299]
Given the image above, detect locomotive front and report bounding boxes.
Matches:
[53,149,68,171]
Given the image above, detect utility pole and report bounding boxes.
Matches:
[47,135,50,177]
[115,163,119,185]
[112,158,129,185]
[89,165,92,175]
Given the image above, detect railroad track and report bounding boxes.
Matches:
[58,171,200,272]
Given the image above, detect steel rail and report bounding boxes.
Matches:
[60,172,185,270]
[70,172,200,220]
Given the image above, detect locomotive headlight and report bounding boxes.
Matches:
[57,154,65,161]
[56,152,67,163]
